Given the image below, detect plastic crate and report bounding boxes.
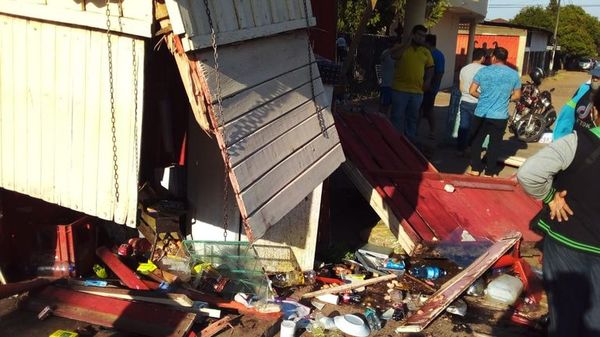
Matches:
[183,241,301,299]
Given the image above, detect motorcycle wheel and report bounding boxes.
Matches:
[544,107,557,128]
[515,113,547,143]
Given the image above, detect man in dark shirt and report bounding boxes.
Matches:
[518,91,600,337]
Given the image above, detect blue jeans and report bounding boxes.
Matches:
[543,238,600,337]
[457,101,477,151]
[391,90,423,143]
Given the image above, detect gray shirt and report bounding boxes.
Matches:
[459,63,485,103]
[517,133,577,200]
[380,49,395,88]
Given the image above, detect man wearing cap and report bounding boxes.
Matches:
[553,66,600,140]
[517,91,600,337]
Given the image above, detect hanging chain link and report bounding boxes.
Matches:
[302,0,328,137]
[106,0,120,203]
[203,0,230,241]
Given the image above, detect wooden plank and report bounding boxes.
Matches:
[246,145,344,239]
[12,16,27,195]
[233,0,254,29]
[81,28,102,216]
[185,17,316,52]
[25,20,42,198]
[167,35,211,130]
[28,286,196,337]
[213,0,238,32]
[96,246,150,290]
[342,161,418,254]
[196,31,310,103]
[46,0,80,11]
[39,19,57,201]
[164,0,187,35]
[226,93,326,166]
[269,0,289,23]
[255,183,323,271]
[219,62,321,123]
[68,24,87,212]
[0,1,153,37]
[396,232,522,333]
[286,0,302,20]
[250,0,271,26]
[232,111,335,190]
[302,274,398,298]
[240,125,339,214]
[69,285,194,307]
[0,16,10,187]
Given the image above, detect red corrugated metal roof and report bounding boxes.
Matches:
[335,112,542,244]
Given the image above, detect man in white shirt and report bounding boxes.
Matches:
[456,48,486,155]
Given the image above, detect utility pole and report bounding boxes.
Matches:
[549,0,561,73]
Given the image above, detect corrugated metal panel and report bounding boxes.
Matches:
[0,14,144,226]
[165,0,316,51]
[172,30,345,241]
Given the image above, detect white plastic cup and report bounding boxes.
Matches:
[280,320,296,337]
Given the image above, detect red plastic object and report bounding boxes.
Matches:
[96,246,150,290]
[117,244,133,256]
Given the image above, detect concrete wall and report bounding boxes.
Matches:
[475,25,527,74]
[431,12,460,90]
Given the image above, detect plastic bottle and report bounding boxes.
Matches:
[364,307,382,331]
[37,261,75,277]
[409,266,447,280]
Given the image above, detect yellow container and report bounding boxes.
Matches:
[49,330,78,337]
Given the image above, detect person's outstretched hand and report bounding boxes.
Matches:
[549,190,574,222]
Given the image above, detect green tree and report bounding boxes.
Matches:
[337,0,447,35]
[511,4,600,57]
[511,6,553,31]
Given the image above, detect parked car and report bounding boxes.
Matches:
[579,57,595,71]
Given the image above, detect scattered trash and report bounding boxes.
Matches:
[49,330,78,337]
[280,320,296,337]
[446,298,468,316]
[444,184,455,193]
[485,274,524,305]
[333,314,370,337]
[409,265,447,280]
[37,305,53,320]
[364,307,382,331]
[466,278,486,297]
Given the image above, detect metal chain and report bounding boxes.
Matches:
[203,0,230,241]
[302,0,328,137]
[106,0,120,203]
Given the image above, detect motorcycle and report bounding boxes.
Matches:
[509,82,556,143]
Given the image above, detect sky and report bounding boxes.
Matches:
[486,0,600,20]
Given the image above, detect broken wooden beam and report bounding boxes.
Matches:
[395,232,522,333]
[301,273,397,299]
[0,278,52,299]
[96,246,150,290]
[69,285,193,307]
[27,286,196,337]
[200,315,237,337]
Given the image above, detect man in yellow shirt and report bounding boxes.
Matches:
[390,25,434,143]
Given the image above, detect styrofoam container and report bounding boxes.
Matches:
[484,274,523,305]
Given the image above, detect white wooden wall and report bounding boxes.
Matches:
[166,0,316,51]
[0,0,154,37]
[0,14,144,226]
[190,31,345,241]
